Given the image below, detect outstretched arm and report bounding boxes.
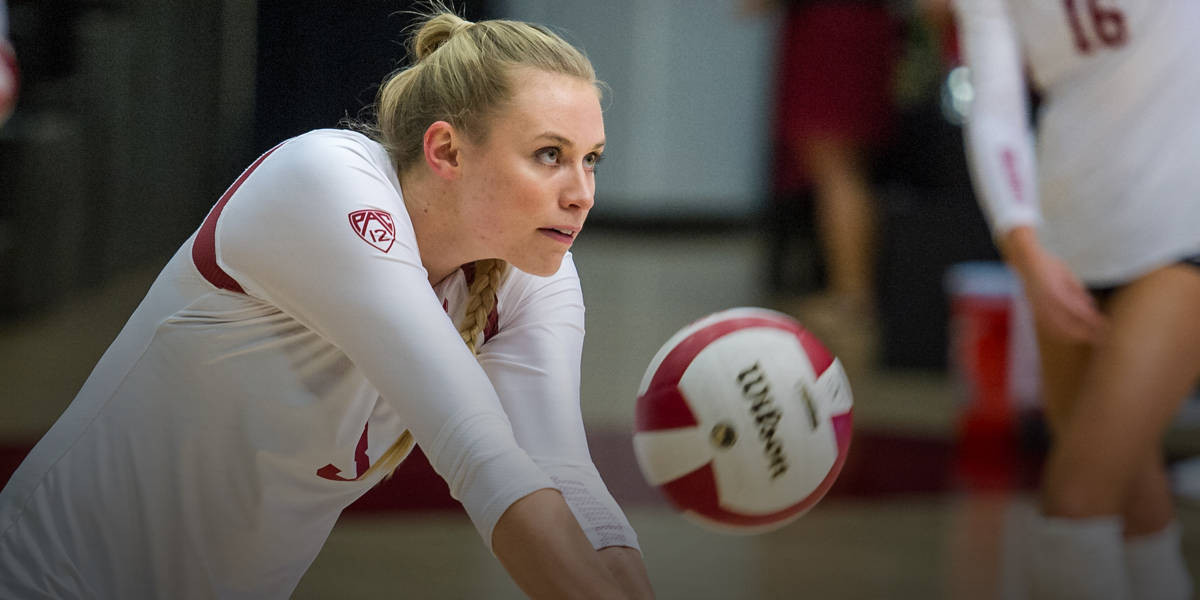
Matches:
[479,261,652,598]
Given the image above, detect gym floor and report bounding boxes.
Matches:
[2,227,1199,599]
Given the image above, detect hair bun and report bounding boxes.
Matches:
[413,13,474,61]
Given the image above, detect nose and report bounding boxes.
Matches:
[560,164,594,212]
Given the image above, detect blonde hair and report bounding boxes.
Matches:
[370,5,598,174]
[358,6,591,480]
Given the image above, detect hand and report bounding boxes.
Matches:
[1002,226,1107,343]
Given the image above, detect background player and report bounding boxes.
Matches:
[743,0,901,364]
[0,7,653,599]
[954,0,1200,597]
[0,0,17,125]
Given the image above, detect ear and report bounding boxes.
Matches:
[422,120,461,180]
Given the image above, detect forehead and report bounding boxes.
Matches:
[494,68,604,142]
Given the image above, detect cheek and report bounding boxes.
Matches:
[500,172,550,211]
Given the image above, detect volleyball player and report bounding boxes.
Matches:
[954,1,1200,598]
[0,8,653,599]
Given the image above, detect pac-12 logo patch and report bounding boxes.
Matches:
[348,209,395,253]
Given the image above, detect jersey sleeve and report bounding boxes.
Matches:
[210,131,554,548]
[478,261,640,551]
[954,0,1042,239]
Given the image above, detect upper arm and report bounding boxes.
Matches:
[209,131,553,545]
[214,133,482,442]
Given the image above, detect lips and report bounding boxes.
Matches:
[539,227,578,244]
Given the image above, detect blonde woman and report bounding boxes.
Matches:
[954,0,1200,598]
[0,8,653,599]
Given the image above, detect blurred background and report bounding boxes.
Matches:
[2,0,1198,598]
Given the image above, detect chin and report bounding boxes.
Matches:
[512,255,565,278]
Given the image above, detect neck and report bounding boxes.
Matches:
[399,169,473,286]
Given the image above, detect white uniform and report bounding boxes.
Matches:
[0,129,638,598]
[955,0,1200,285]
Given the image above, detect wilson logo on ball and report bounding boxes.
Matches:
[735,361,789,480]
[633,307,853,534]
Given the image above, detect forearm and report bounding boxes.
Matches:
[492,488,628,599]
[598,546,655,600]
[956,0,1041,238]
[998,224,1041,271]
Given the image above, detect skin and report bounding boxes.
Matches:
[402,67,603,286]
[1003,225,1200,538]
[399,67,654,599]
[803,137,878,306]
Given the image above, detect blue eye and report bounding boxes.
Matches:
[536,147,560,165]
[584,152,604,171]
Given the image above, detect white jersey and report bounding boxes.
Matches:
[0,129,638,599]
[955,0,1200,285]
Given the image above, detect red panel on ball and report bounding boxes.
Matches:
[659,411,851,529]
[636,315,810,433]
[798,330,835,376]
[635,386,698,431]
[659,463,811,528]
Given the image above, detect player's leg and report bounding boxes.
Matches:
[1121,451,1192,600]
[802,136,876,309]
[790,136,879,372]
[1113,263,1200,600]
[1122,450,1173,537]
[1042,263,1200,517]
[1033,327,1093,435]
[1035,263,1200,599]
[1025,324,1129,599]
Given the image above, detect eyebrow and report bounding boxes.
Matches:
[535,132,605,151]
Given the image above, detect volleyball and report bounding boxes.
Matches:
[633,307,853,534]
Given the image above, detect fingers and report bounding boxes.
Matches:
[1006,234,1108,344]
[1035,269,1107,344]
[1054,285,1107,343]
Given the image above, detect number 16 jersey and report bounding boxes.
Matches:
[956,0,1200,285]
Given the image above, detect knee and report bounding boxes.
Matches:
[1040,461,1127,518]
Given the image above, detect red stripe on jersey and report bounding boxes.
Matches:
[1001,148,1025,205]
[316,422,372,482]
[353,422,371,477]
[192,142,285,292]
[483,307,499,342]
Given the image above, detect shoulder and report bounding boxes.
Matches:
[236,129,406,216]
[219,129,414,254]
[268,129,394,179]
